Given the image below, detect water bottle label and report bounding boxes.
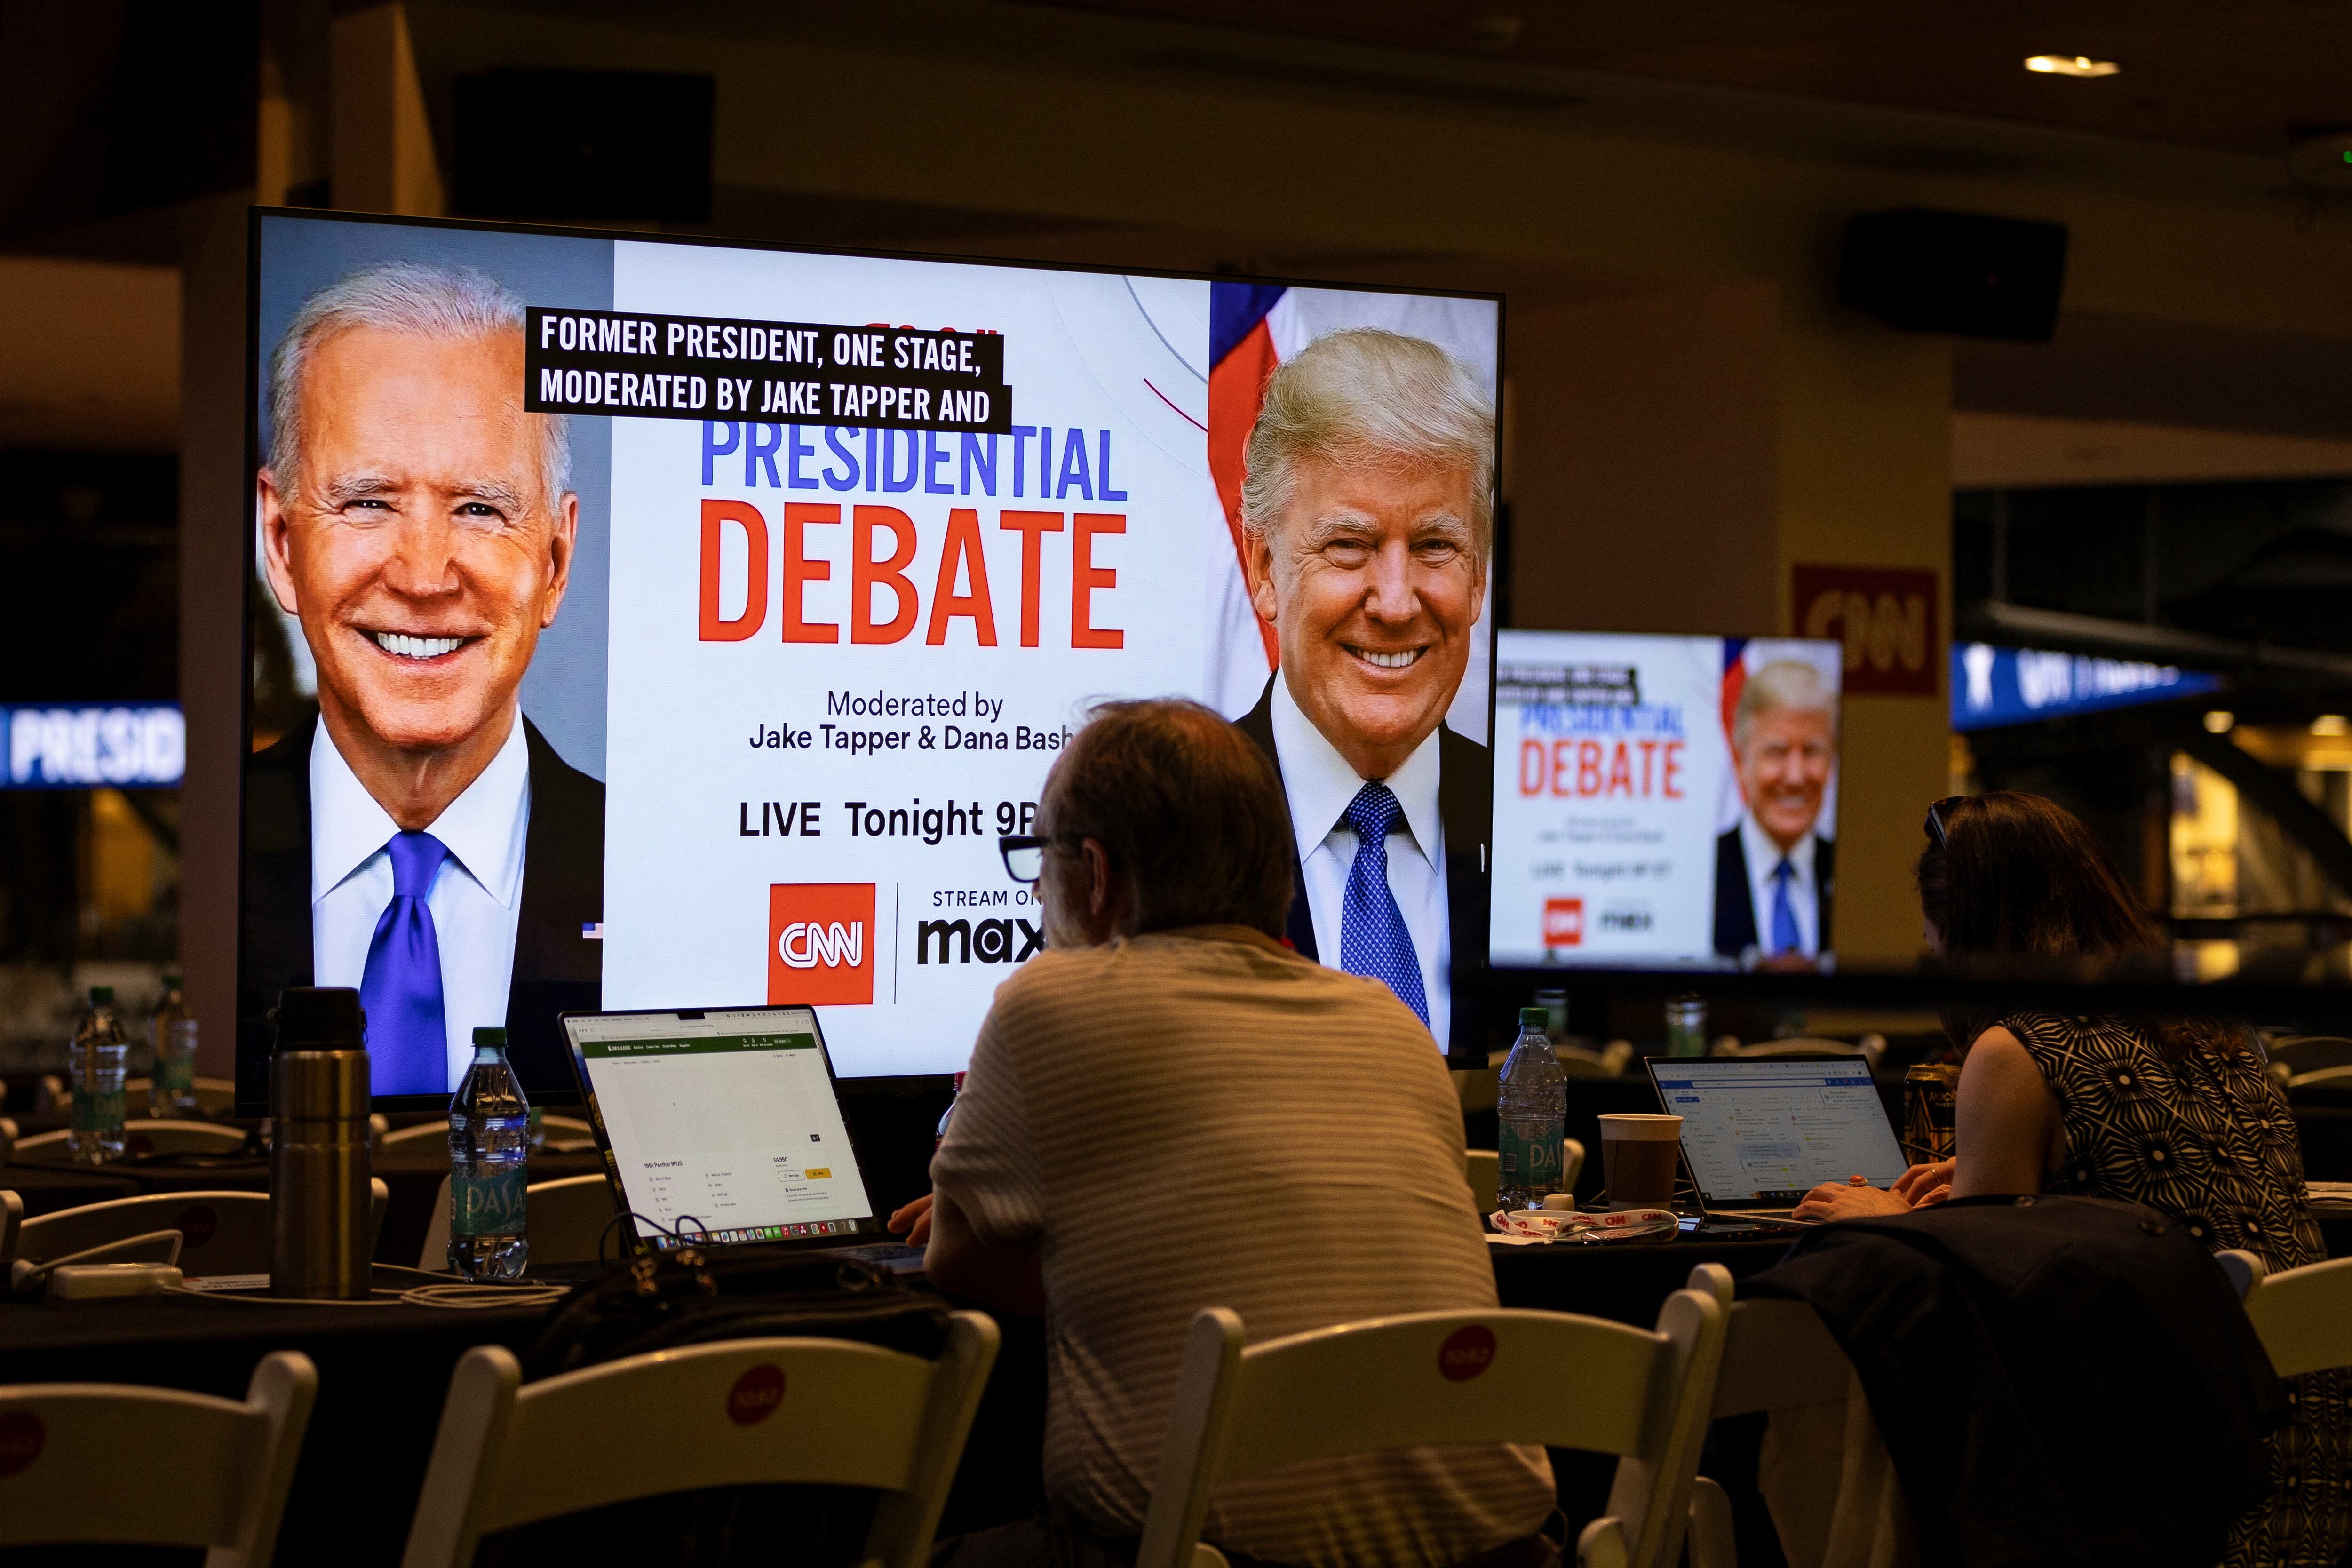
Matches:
[1499,1122,1564,1190]
[70,1087,126,1133]
[453,1170,527,1236]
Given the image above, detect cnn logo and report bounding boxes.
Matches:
[768,884,876,1005]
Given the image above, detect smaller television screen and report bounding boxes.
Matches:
[1488,630,1842,971]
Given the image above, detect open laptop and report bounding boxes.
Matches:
[1644,1056,1910,1222]
[561,1006,902,1259]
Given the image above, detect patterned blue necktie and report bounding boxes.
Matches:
[360,831,451,1096]
[1770,857,1802,956]
[1340,781,1429,1025]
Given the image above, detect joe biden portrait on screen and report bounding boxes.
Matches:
[242,261,603,1095]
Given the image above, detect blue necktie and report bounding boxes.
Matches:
[360,831,451,1096]
[1770,857,1802,956]
[1340,781,1429,1025]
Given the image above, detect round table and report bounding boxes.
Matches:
[0,1146,606,1267]
[0,1230,1790,1566]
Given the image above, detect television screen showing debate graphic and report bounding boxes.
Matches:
[239,211,1500,1102]
[1489,630,1843,973]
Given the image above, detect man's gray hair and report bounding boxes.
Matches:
[1040,698,1295,940]
[1734,659,1838,751]
[1238,327,1494,559]
[266,260,572,511]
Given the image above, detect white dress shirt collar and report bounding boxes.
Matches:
[311,712,532,910]
[1268,675,1443,868]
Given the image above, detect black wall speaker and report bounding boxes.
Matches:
[1838,209,2068,342]
[454,70,714,224]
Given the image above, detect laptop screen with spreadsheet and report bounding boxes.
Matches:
[564,1007,881,1251]
[1646,1057,1907,1204]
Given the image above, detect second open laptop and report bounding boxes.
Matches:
[1643,1055,1910,1221]
[560,1005,901,1258]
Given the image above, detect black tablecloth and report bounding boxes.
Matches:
[0,1148,606,1270]
[0,1233,1772,1566]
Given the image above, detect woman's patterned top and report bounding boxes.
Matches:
[2005,1011,2318,1267]
[2002,1011,2345,1567]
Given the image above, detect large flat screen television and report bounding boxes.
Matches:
[1488,630,1842,973]
[237,210,1502,1108]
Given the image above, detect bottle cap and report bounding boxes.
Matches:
[473,1026,508,1048]
[1519,1007,1549,1027]
[160,971,182,988]
[89,986,114,1004]
[272,987,366,1050]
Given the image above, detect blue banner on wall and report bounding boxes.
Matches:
[1,704,185,788]
[1951,644,2220,732]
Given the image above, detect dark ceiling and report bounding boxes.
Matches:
[1046,0,2352,162]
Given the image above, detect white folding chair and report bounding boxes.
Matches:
[13,1118,250,1163]
[0,1348,316,1566]
[11,1184,387,1278]
[417,1173,615,1269]
[120,1078,239,1116]
[523,1173,619,1265]
[383,1115,595,1153]
[1464,1142,1589,1216]
[2223,1250,2352,1377]
[398,1315,1001,1568]
[1713,1038,1887,1073]
[1136,1289,1727,1568]
[1682,1265,1910,1568]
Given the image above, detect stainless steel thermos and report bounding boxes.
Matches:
[270,987,373,1299]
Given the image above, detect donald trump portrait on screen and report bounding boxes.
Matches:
[1232,329,1493,1055]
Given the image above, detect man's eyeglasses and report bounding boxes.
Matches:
[1923,796,1967,848]
[999,833,1083,883]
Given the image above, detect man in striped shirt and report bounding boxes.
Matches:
[903,698,1557,1568]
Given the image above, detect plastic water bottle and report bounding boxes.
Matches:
[1496,1006,1567,1210]
[148,972,199,1118]
[447,1027,530,1279]
[69,986,130,1165]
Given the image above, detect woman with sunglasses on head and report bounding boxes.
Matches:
[1795,790,2344,1565]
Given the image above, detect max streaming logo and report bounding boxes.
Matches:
[768,884,876,1005]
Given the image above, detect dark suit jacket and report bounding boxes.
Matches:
[1745,1195,2282,1568]
[1235,675,1490,1061]
[237,711,604,1106]
[1711,822,1835,959]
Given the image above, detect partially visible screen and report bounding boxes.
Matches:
[568,1007,871,1247]
[1650,1057,1906,1202]
[238,211,1500,1106]
[1488,630,1841,971]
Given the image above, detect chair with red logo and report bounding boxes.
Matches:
[9,1184,388,1279]
[1134,1285,1728,1568]
[398,1313,1001,1568]
[0,1349,315,1564]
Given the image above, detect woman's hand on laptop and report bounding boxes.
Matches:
[1793,1174,1912,1221]
[887,1194,935,1247]
[1891,1158,1956,1209]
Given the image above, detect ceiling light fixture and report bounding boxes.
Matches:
[2203,710,2235,734]
[2024,55,2120,78]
